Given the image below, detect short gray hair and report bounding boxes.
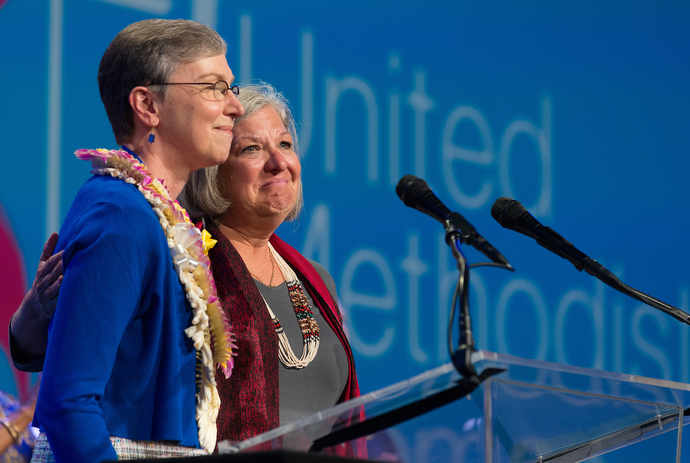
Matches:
[98,19,227,145]
[181,82,303,223]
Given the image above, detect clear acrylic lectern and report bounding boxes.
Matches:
[218,350,690,462]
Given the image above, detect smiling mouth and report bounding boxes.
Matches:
[262,179,289,188]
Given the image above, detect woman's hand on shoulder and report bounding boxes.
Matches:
[28,232,64,319]
[9,233,63,369]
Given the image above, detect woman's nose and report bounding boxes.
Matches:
[225,92,245,118]
[266,146,288,171]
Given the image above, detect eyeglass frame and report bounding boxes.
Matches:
[148,80,240,101]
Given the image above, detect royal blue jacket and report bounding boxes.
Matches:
[34,174,200,463]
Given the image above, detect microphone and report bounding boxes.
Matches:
[490,197,619,286]
[396,175,512,268]
[491,196,690,326]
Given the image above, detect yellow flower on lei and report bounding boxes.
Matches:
[201,229,217,255]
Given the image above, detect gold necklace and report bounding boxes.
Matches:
[250,250,276,287]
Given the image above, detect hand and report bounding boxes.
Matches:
[8,234,63,368]
[28,233,63,319]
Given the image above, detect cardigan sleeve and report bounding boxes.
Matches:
[8,327,45,372]
[34,200,155,463]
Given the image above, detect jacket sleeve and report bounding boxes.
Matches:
[34,201,154,463]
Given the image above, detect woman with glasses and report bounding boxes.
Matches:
[15,18,244,462]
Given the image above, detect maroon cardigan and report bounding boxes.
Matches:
[205,221,364,456]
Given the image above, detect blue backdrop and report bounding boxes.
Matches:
[1,1,689,461]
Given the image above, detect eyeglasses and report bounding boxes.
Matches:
[149,80,239,101]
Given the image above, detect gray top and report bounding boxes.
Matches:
[255,259,349,425]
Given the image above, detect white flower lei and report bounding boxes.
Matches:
[75,148,236,452]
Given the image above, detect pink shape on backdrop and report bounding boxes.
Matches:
[0,202,30,401]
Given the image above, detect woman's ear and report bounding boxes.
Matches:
[129,86,160,128]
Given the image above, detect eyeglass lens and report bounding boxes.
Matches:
[213,81,240,100]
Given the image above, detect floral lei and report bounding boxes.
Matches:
[75,148,236,452]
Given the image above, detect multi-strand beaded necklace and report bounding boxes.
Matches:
[259,243,320,369]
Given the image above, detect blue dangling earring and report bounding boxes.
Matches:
[148,126,155,144]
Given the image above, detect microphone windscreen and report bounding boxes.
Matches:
[491,197,526,228]
[395,175,429,208]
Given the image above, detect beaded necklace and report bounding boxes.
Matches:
[74,148,236,452]
[259,243,320,369]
